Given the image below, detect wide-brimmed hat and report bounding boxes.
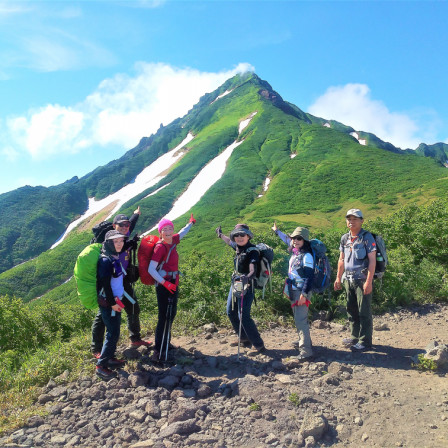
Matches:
[230,224,253,241]
[289,227,310,242]
[346,208,363,219]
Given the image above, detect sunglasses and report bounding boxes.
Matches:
[117,222,130,228]
[292,236,303,241]
[233,232,247,238]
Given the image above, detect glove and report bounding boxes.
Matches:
[239,275,249,285]
[163,280,177,294]
[215,226,222,238]
[115,297,125,308]
[189,213,196,225]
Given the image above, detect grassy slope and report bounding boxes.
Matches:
[2,74,448,303]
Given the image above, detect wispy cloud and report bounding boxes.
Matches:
[1,62,254,159]
[308,83,440,150]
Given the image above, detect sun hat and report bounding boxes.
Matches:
[346,208,363,219]
[230,224,253,241]
[289,227,310,242]
[158,218,174,234]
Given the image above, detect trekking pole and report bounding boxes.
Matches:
[164,299,173,362]
[159,305,169,361]
[237,277,247,361]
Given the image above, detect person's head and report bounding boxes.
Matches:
[113,214,131,235]
[103,230,127,256]
[230,224,253,246]
[289,227,310,251]
[158,218,174,241]
[345,208,364,234]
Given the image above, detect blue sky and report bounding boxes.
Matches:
[0,0,447,195]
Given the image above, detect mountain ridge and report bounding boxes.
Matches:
[0,72,447,281]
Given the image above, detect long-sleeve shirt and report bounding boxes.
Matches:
[148,222,193,284]
[275,229,314,294]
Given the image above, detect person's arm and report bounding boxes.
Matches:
[148,259,167,285]
[334,251,345,291]
[215,226,236,248]
[129,209,140,234]
[364,251,376,295]
[272,222,290,246]
[97,259,116,306]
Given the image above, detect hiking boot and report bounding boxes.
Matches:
[342,337,357,347]
[96,366,116,381]
[108,358,126,369]
[350,342,371,352]
[296,352,314,361]
[151,350,162,362]
[131,339,152,348]
[92,352,101,359]
[248,345,266,356]
[230,338,252,348]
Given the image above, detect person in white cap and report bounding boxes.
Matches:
[334,209,376,352]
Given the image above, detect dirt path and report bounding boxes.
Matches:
[173,303,448,447]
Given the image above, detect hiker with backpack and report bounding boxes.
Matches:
[147,214,196,362]
[216,224,266,354]
[272,223,315,360]
[334,208,376,352]
[91,207,151,358]
[95,230,129,380]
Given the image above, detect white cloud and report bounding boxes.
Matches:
[308,83,438,150]
[1,62,254,158]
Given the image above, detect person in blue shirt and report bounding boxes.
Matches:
[273,223,315,360]
[334,209,376,352]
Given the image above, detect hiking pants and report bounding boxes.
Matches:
[344,279,373,346]
[290,289,313,357]
[97,306,121,367]
[154,284,179,353]
[226,285,264,349]
[91,281,141,353]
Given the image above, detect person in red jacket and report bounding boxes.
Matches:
[148,214,196,361]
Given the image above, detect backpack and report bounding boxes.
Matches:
[309,239,331,294]
[247,243,274,298]
[341,231,388,279]
[137,235,177,285]
[90,221,114,244]
[73,243,102,309]
[371,233,388,278]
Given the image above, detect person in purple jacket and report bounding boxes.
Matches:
[90,206,151,358]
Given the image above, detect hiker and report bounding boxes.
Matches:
[148,214,196,361]
[216,224,265,354]
[95,230,129,380]
[334,208,376,352]
[91,206,151,357]
[272,223,314,360]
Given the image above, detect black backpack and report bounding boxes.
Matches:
[90,221,114,244]
[247,243,274,298]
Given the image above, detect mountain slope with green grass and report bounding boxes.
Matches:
[1,72,448,299]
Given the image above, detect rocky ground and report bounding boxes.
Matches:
[1,303,447,448]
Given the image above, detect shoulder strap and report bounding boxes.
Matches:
[157,241,177,272]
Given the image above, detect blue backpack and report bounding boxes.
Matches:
[309,239,331,294]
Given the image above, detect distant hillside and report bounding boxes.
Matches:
[1,72,448,291]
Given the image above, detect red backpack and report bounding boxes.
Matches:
[138,235,160,285]
[137,235,176,285]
